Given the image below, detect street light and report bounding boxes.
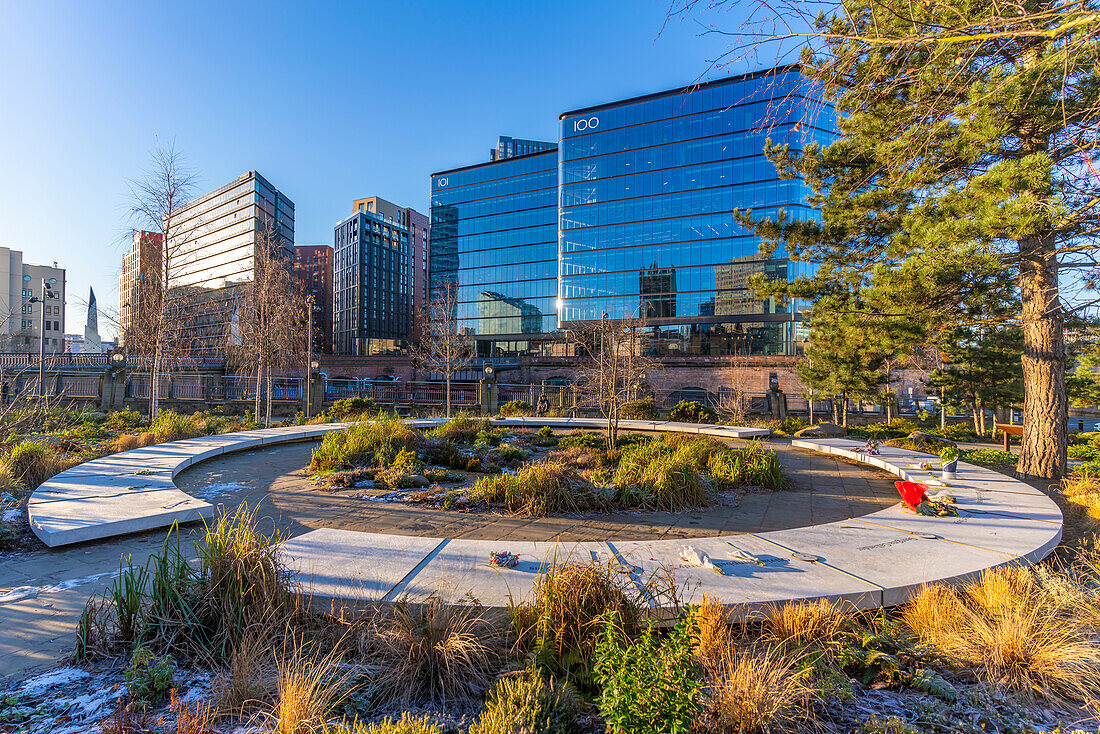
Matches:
[26,279,54,399]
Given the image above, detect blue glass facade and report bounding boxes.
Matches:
[558,67,829,355]
[430,148,559,357]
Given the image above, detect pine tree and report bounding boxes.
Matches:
[736,1,1100,478]
[926,325,1024,435]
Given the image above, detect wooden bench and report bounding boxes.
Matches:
[996,423,1023,451]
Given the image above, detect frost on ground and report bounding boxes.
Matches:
[2,663,211,734]
[0,569,120,605]
[190,481,253,500]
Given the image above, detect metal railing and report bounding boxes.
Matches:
[125,373,303,402]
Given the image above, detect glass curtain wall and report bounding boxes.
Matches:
[558,67,831,356]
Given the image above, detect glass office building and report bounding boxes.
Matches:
[430,145,560,357]
[558,66,828,355]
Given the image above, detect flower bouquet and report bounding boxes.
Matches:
[489,550,520,568]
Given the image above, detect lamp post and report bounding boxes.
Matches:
[304,295,314,418]
[26,279,54,399]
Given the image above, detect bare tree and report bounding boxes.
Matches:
[714,355,752,425]
[570,315,659,451]
[126,144,199,419]
[232,222,305,427]
[414,280,473,418]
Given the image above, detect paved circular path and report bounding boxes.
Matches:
[173,438,901,542]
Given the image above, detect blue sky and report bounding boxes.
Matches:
[0,1,761,338]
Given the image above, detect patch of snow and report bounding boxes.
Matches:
[191,481,252,499]
[2,507,20,522]
[0,569,120,605]
[20,666,90,692]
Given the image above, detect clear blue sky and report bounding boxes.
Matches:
[0,1,759,339]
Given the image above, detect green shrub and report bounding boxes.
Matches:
[939,445,960,463]
[500,445,526,462]
[768,416,809,436]
[470,459,605,516]
[310,415,420,472]
[430,413,492,444]
[4,441,50,486]
[392,448,425,474]
[595,608,702,734]
[468,669,579,734]
[124,646,175,702]
[961,448,1017,466]
[669,400,717,424]
[475,429,503,448]
[328,397,379,421]
[927,423,979,442]
[1068,443,1100,461]
[516,561,640,690]
[621,397,659,421]
[104,409,145,433]
[537,426,554,438]
[499,400,534,417]
[348,713,442,734]
[557,432,605,451]
[707,441,785,490]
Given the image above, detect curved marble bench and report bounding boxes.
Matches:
[27,417,770,548]
[28,424,349,547]
[279,436,1062,616]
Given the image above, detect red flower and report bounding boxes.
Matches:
[895,480,930,510]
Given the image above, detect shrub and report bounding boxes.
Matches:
[621,397,659,421]
[927,423,979,442]
[150,410,202,443]
[669,400,717,424]
[595,608,703,734]
[468,669,580,734]
[105,409,145,433]
[124,646,175,702]
[537,425,554,439]
[328,397,379,421]
[902,567,1100,701]
[699,642,814,734]
[214,630,273,717]
[962,448,1017,467]
[1063,471,1100,521]
[349,713,442,734]
[516,561,640,687]
[470,459,604,516]
[498,399,533,417]
[707,441,785,490]
[475,428,503,448]
[310,415,420,473]
[198,506,290,653]
[4,441,51,488]
[430,413,492,445]
[556,432,605,451]
[271,648,352,734]
[767,416,809,436]
[371,596,501,705]
[1068,443,1100,461]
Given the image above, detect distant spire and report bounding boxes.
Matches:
[83,286,103,353]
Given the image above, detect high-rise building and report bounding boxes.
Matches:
[119,230,162,347]
[293,245,333,354]
[166,171,294,353]
[490,135,557,161]
[333,208,410,355]
[430,146,560,358]
[557,66,825,355]
[0,247,65,353]
[351,196,430,333]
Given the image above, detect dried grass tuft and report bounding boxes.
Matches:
[699,641,814,734]
[763,599,846,653]
[266,645,351,734]
[371,596,501,705]
[695,594,730,665]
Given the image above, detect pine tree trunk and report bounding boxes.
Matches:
[1017,233,1067,479]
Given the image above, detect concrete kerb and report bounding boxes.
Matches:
[27,422,1062,620]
